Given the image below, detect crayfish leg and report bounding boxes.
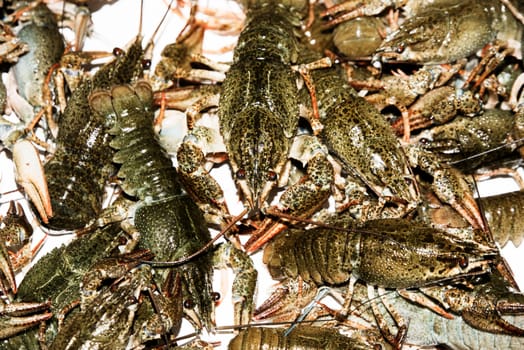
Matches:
[368,286,408,349]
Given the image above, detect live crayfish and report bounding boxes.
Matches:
[2,0,93,150]
[1,220,182,349]
[416,108,524,173]
[257,212,496,322]
[0,201,51,342]
[175,0,335,234]
[1,221,128,348]
[324,0,523,65]
[325,0,523,136]
[256,210,524,348]
[39,2,150,230]
[36,0,235,231]
[310,273,524,349]
[43,68,142,231]
[2,2,253,346]
[9,1,64,122]
[360,267,524,348]
[88,81,256,331]
[379,0,522,66]
[50,263,183,349]
[227,260,524,349]
[243,39,486,249]
[0,1,66,225]
[3,209,182,348]
[177,0,486,257]
[4,0,524,349]
[389,288,524,349]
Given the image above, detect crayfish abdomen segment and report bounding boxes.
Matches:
[45,138,113,230]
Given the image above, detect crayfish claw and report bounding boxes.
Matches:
[407,145,487,231]
[254,285,290,321]
[254,278,319,323]
[462,308,524,336]
[447,183,487,232]
[213,242,257,326]
[431,168,486,231]
[461,285,524,336]
[135,271,184,344]
[12,140,53,224]
[424,269,524,337]
[244,217,288,254]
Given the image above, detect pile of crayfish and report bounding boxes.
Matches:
[2,0,524,349]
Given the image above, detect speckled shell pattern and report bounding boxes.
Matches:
[90,81,215,330]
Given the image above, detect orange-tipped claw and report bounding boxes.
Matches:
[243,217,288,254]
[253,285,291,321]
[408,146,487,232]
[451,191,487,232]
[12,140,53,224]
[432,167,487,232]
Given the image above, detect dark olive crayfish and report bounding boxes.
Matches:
[256,212,502,346]
[0,221,127,349]
[175,0,335,242]
[88,81,257,332]
[32,0,164,231]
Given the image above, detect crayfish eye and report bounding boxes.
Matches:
[267,170,277,182]
[211,292,221,302]
[396,42,405,53]
[419,138,430,145]
[183,299,195,309]
[472,275,488,284]
[141,59,151,69]
[112,47,124,57]
[236,168,246,180]
[458,256,469,269]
